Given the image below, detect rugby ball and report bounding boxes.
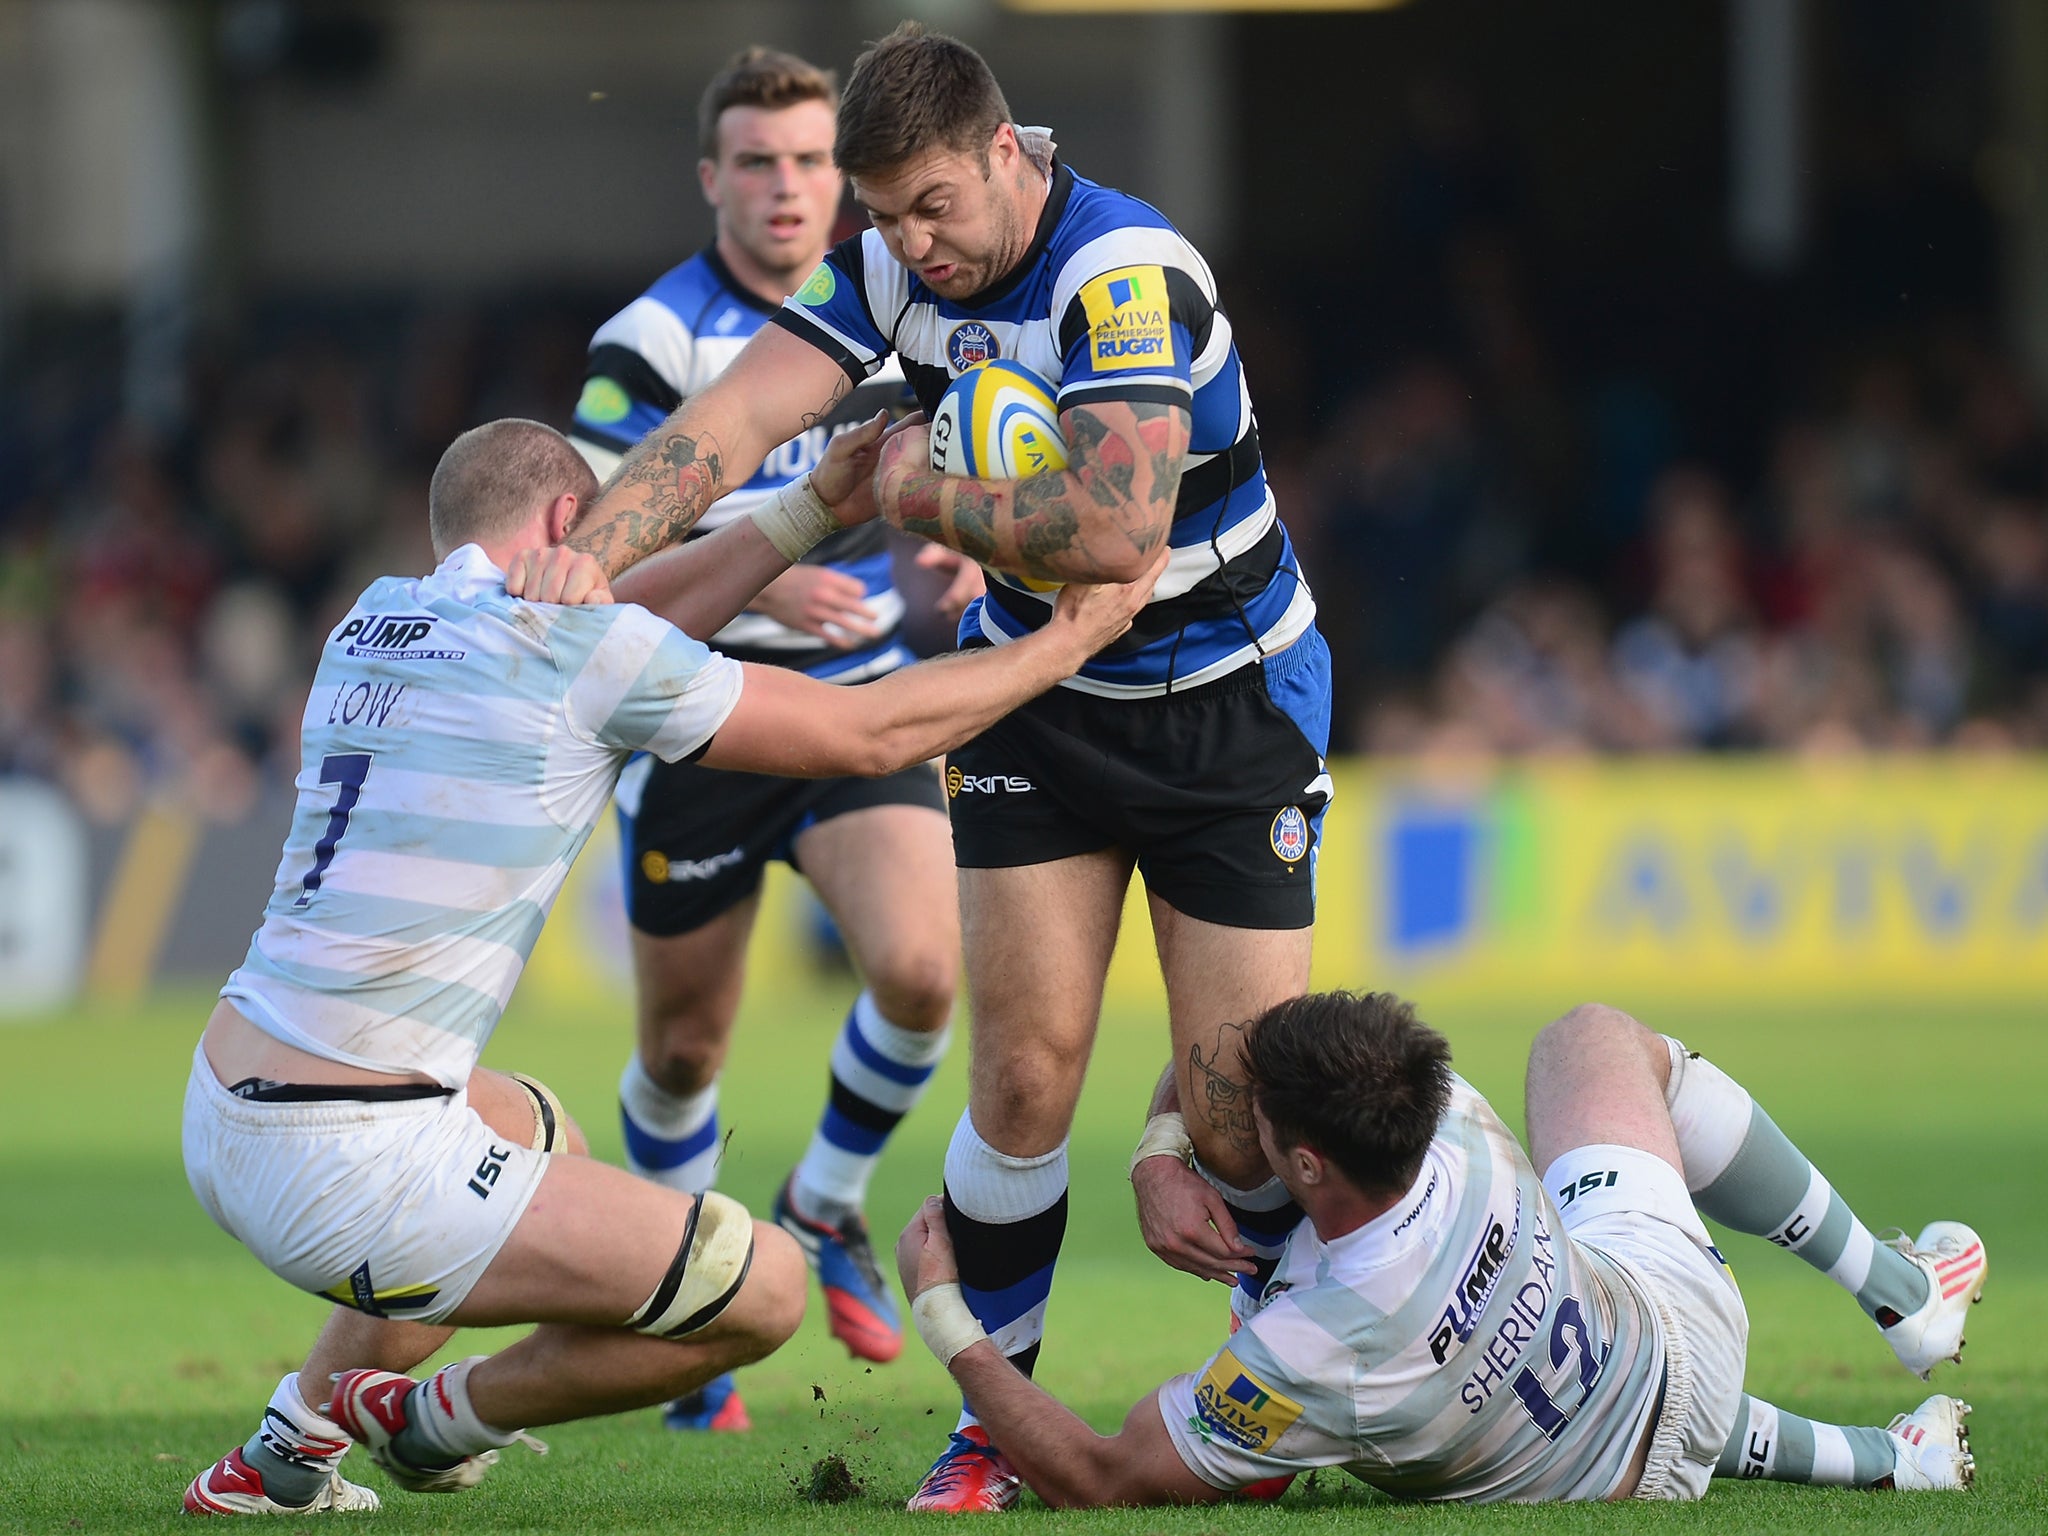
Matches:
[930,360,1069,481]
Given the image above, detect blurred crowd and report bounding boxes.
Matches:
[0,302,596,822]
[1280,338,2048,759]
[3,279,2045,828]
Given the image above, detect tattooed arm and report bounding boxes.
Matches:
[874,398,1190,584]
[566,324,852,577]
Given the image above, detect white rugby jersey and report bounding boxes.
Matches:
[1159,1077,1666,1503]
[570,248,916,683]
[222,545,742,1087]
[774,162,1317,698]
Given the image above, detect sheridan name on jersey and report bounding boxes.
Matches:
[570,247,915,683]
[1158,1078,1667,1503]
[222,545,742,1088]
[772,161,1315,698]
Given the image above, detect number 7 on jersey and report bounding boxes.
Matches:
[295,752,373,908]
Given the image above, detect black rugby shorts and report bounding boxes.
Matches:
[945,626,1332,930]
[619,756,947,937]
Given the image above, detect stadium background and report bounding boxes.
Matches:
[0,2,2044,1529]
[5,0,2048,1007]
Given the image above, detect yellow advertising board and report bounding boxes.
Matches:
[524,758,2048,1010]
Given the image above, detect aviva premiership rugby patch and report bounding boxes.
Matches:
[1191,1349,1303,1452]
[1080,264,1173,371]
[796,262,836,305]
[577,375,632,425]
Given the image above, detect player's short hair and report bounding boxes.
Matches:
[427,419,597,559]
[698,46,838,160]
[1244,991,1454,1199]
[834,22,1012,182]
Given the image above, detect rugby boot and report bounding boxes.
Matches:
[1878,1222,1987,1379]
[774,1175,903,1363]
[182,1448,380,1516]
[662,1372,751,1432]
[905,1425,1022,1513]
[326,1369,509,1494]
[1881,1395,1974,1490]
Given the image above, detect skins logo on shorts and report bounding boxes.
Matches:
[1079,264,1173,371]
[947,321,1000,373]
[1192,1349,1302,1452]
[642,847,745,884]
[796,262,836,306]
[576,375,632,425]
[1270,806,1309,863]
[946,766,964,797]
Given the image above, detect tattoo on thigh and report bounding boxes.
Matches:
[1188,1022,1256,1152]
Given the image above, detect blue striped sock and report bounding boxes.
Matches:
[943,1113,1068,1426]
[792,992,949,1223]
[1200,1167,1305,1308]
[618,1055,721,1192]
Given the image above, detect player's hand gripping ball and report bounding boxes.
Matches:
[929,360,1069,480]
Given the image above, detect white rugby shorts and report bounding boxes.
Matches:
[182,1043,549,1323]
[1543,1143,1749,1502]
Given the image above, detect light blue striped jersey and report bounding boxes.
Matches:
[222,545,743,1087]
[772,161,1316,698]
[1159,1077,1666,1503]
[569,247,916,684]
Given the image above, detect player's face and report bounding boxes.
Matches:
[852,129,1032,301]
[701,100,841,285]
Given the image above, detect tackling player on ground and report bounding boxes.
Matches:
[894,992,1986,1507]
[566,49,984,1429]
[561,26,1334,1508]
[178,415,1162,1516]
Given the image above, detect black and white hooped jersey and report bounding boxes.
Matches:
[771,162,1317,698]
[1156,1077,1667,1503]
[570,248,916,684]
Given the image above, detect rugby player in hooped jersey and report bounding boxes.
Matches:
[560,25,1335,1509]
[177,414,1166,1516]
[567,45,984,1434]
[893,994,1983,1507]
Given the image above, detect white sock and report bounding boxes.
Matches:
[618,1056,720,1192]
[404,1357,520,1461]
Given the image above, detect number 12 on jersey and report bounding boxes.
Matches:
[294,752,373,908]
[1510,1295,1611,1441]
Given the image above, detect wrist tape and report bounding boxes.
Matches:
[751,473,839,562]
[1128,1111,1194,1180]
[910,1282,988,1366]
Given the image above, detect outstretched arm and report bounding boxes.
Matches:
[697,553,1164,779]
[567,324,853,577]
[875,399,1190,585]
[894,1197,1224,1509]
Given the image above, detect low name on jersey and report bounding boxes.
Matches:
[223,545,742,1088]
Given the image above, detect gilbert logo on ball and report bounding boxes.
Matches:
[930,359,1069,482]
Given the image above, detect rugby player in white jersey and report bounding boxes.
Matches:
[178,414,1162,1516]
[561,25,1335,1508]
[567,50,986,1428]
[891,992,1985,1507]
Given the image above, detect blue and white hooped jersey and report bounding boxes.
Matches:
[1157,1077,1666,1503]
[570,248,916,684]
[222,545,743,1087]
[772,162,1316,698]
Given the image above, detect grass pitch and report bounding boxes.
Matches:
[1,975,2041,1534]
